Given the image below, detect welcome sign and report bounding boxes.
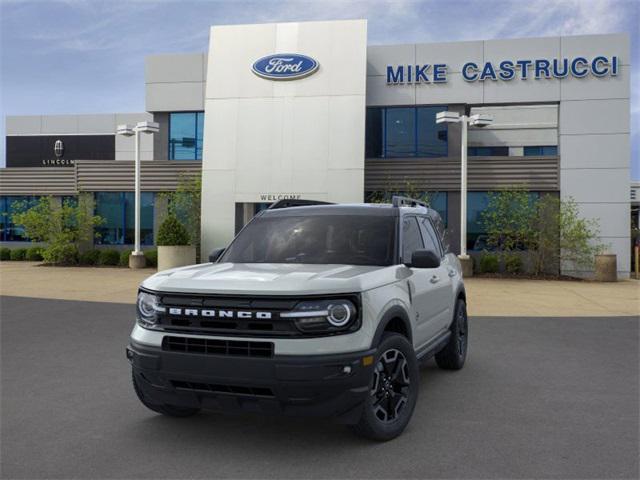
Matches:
[386,55,620,84]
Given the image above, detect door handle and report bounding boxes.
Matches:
[430,275,440,284]
[448,268,457,277]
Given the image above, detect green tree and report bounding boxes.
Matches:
[161,174,201,252]
[157,214,190,246]
[11,196,103,265]
[558,197,605,271]
[480,187,536,252]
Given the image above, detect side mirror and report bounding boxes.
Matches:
[407,249,440,269]
[208,248,225,263]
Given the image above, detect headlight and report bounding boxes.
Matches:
[281,299,358,333]
[136,291,164,328]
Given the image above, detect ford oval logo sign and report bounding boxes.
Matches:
[252,54,319,80]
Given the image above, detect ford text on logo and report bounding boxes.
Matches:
[169,308,273,320]
[252,54,319,80]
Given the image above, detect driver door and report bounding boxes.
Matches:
[401,216,443,348]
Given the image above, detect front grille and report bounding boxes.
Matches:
[157,294,301,337]
[171,380,274,397]
[162,336,274,358]
[152,292,361,338]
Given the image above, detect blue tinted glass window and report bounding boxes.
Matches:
[468,146,509,156]
[169,112,204,160]
[0,196,39,241]
[417,107,448,157]
[385,108,415,157]
[366,107,448,158]
[524,145,557,156]
[95,192,154,245]
[542,146,557,156]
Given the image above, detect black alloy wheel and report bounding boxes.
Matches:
[371,348,411,423]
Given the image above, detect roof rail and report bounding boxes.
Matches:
[268,199,335,210]
[391,195,428,209]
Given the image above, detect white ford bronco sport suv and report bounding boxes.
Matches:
[127,197,468,440]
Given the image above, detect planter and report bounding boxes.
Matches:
[158,245,196,271]
[594,254,617,282]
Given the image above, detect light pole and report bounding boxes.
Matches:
[116,121,159,269]
[436,111,492,275]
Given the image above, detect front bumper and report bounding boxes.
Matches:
[127,340,376,424]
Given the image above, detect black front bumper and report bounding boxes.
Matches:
[127,340,376,424]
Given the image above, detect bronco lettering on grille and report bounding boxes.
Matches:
[167,308,273,320]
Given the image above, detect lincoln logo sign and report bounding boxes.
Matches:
[54,139,64,159]
[386,55,620,84]
[252,53,319,80]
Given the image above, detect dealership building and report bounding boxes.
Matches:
[0,20,632,277]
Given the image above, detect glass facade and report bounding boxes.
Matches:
[168,112,204,160]
[467,191,540,251]
[524,145,558,156]
[94,192,154,245]
[468,146,509,156]
[0,196,39,241]
[366,107,448,158]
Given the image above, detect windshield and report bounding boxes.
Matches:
[221,214,397,266]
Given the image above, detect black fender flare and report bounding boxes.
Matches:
[447,285,467,329]
[370,305,413,348]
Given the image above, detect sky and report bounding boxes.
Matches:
[1,0,638,177]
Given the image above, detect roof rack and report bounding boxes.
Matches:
[391,195,428,209]
[268,199,335,210]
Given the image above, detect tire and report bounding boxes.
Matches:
[351,333,419,441]
[132,370,200,417]
[435,298,468,370]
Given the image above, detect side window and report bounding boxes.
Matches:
[402,216,424,263]
[419,217,443,258]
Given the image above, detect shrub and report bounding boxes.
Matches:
[479,253,499,273]
[26,246,43,261]
[157,214,190,246]
[42,244,79,265]
[11,195,103,265]
[144,249,158,268]
[79,249,101,265]
[504,253,523,274]
[119,250,133,267]
[98,249,120,266]
[0,248,10,261]
[10,248,27,261]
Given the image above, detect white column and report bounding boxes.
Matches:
[460,116,468,258]
[134,129,141,255]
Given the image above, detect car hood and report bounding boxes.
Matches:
[141,262,400,295]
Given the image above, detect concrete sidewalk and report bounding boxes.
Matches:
[0,261,638,317]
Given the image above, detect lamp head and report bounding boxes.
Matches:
[116,124,135,137]
[469,114,493,127]
[435,111,461,124]
[135,121,160,134]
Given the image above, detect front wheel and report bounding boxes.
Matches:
[351,333,419,441]
[435,298,468,370]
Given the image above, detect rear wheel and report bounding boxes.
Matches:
[132,370,200,417]
[351,333,419,441]
[435,298,468,370]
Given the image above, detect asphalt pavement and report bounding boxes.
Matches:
[1,296,638,479]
